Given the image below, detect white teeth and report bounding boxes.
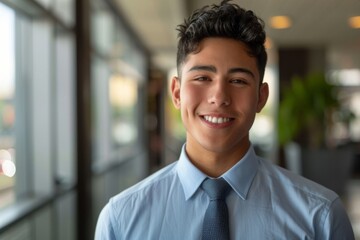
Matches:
[203,116,231,124]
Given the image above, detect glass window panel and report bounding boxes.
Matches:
[55,30,76,184]
[109,25,146,147]
[91,0,148,166]
[31,19,54,194]
[14,13,33,199]
[91,7,115,56]
[327,44,360,143]
[109,73,138,146]
[53,0,75,27]
[0,2,16,209]
[92,57,111,163]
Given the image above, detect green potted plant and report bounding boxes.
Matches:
[278,72,355,195]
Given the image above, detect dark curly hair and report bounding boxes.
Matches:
[176,0,267,82]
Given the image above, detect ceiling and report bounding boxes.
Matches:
[116,0,360,72]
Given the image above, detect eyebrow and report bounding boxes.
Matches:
[188,65,255,79]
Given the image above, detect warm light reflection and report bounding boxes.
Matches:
[270,16,292,29]
[329,69,360,86]
[349,16,360,29]
[113,122,137,144]
[109,74,139,145]
[1,159,16,177]
[0,149,16,177]
[265,37,273,49]
[251,67,276,141]
[109,75,138,107]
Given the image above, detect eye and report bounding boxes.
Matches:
[230,79,248,85]
[194,76,210,81]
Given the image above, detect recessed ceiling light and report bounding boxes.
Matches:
[349,16,360,29]
[270,16,292,29]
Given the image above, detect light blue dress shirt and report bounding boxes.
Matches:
[95,145,355,240]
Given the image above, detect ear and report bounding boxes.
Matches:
[256,83,269,113]
[170,76,181,109]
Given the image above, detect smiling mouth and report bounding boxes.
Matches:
[202,115,234,124]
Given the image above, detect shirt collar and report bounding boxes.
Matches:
[222,146,258,200]
[177,144,259,201]
[177,144,208,201]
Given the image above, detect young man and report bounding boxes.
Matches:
[95,1,355,239]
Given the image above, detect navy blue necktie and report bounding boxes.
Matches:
[201,178,231,240]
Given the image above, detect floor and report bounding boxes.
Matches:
[345,178,360,239]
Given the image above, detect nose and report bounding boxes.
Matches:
[208,81,231,107]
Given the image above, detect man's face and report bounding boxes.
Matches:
[171,37,268,158]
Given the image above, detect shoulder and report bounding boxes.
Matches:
[257,156,338,203]
[252,157,354,238]
[113,161,177,201]
[109,161,179,213]
[95,201,117,240]
[95,162,179,238]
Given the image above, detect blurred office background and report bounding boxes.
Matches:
[0,0,359,239]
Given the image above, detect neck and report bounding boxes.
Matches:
[185,141,250,178]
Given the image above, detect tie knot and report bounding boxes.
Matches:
[201,178,231,200]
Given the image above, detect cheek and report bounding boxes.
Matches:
[180,85,203,107]
[234,90,259,112]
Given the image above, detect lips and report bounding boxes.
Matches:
[203,116,231,124]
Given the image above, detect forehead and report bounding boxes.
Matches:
[181,38,259,79]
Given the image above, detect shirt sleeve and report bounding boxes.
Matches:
[320,197,355,240]
[95,202,117,240]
